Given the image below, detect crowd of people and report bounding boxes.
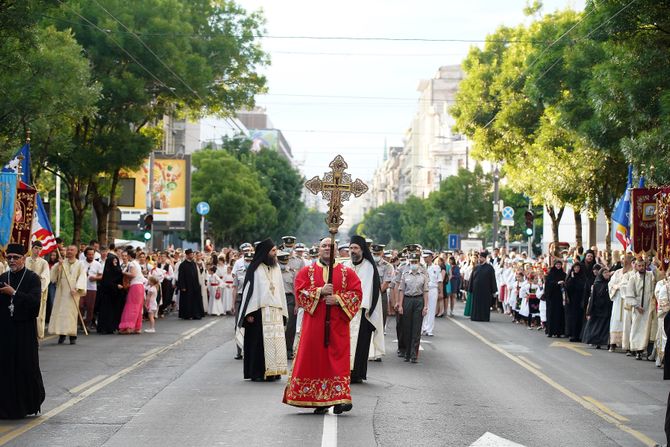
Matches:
[3,234,669,420]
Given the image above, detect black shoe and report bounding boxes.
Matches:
[58,335,66,344]
[373,358,382,362]
[410,358,418,364]
[404,357,410,362]
[70,337,77,345]
[333,403,352,414]
[251,377,265,382]
[397,351,404,358]
[314,407,330,414]
[234,354,243,360]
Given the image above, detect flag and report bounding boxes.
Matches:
[2,143,31,185]
[31,193,57,255]
[612,165,633,251]
[0,172,18,247]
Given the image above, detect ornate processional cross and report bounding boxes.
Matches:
[304,155,368,347]
[305,155,368,234]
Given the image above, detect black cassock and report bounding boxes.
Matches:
[564,268,586,340]
[544,267,567,336]
[582,275,612,346]
[177,260,204,320]
[469,263,497,322]
[96,253,124,334]
[0,268,45,419]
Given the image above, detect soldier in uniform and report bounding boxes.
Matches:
[371,244,393,333]
[282,236,306,272]
[397,252,429,363]
[338,243,350,260]
[278,251,299,359]
[294,243,307,263]
[391,251,408,356]
[308,247,319,264]
[232,250,254,360]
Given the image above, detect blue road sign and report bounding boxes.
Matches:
[448,234,460,250]
[196,201,210,216]
[502,206,515,219]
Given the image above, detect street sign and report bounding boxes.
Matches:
[502,206,515,219]
[448,234,460,250]
[196,201,210,216]
[501,218,515,227]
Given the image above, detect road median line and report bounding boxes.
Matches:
[0,319,220,446]
[448,317,658,447]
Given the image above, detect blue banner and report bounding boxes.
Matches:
[0,172,18,247]
[2,143,31,185]
[612,165,633,250]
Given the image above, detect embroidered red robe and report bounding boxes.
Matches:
[283,261,362,407]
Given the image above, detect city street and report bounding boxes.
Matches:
[0,304,665,447]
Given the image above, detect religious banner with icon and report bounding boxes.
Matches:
[0,172,18,247]
[630,187,661,254]
[656,187,670,271]
[10,184,37,252]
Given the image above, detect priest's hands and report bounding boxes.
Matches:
[636,306,644,314]
[324,295,338,306]
[321,284,333,296]
[0,283,15,296]
[246,315,255,323]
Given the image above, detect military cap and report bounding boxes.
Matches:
[295,243,306,252]
[339,243,350,251]
[239,242,252,251]
[308,247,319,256]
[365,238,373,248]
[384,250,392,257]
[422,250,434,257]
[371,244,385,254]
[408,252,421,262]
[405,244,422,253]
[281,236,297,246]
[277,251,290,263]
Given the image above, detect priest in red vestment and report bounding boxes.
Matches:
[282,237,362,414]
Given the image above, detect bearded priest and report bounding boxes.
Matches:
[283,237,362,414]
[237,239,288,382]
[345,235,384,383]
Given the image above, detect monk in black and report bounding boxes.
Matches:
[96,252,124,334]
[0,244,45,419]
[544,260,567,337]
[469,250,497,322]
[178,249,205,320]
[564,262,586,342]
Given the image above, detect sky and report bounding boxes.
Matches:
[203,0,585,182]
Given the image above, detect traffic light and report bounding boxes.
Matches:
[143,214,153,231]
[524,210,534,236]
[143,231,152,241]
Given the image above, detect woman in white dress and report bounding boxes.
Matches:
[221,263,235,315]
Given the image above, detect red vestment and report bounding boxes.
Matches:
[283,261,362,408]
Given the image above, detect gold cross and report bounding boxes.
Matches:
[304,155,368,232]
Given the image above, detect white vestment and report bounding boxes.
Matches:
[345,259,385,365]
[608,268,631,347]
[26,256,50,338]
[625,271,656,352]
[654,280,670,365]
[48,260,87,337]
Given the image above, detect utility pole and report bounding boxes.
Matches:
[492,165,500,249]
[528,197,533,256]
[147,151,155,251]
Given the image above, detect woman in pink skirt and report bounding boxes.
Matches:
[119,249,145,334]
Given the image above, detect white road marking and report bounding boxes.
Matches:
[321,407,337,447]
[470,432,526,446]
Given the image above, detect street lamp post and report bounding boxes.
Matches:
[492,165,500,249]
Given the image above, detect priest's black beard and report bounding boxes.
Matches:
[263,255,277,266]
[351,252,362,264]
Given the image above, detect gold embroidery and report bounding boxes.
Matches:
[284,375,351,404]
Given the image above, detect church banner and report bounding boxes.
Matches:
[10,185,37,252]
[0,172,18,247]
[630,187,660,254]
[656,187,670,270]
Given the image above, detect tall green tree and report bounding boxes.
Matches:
[190,149,276,245]
[44,0,269,244]
[295,209,328,247]
[358,202,404,247]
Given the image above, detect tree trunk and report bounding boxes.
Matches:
[66,175,92,246]
[573,208,583,249]
[91,170,121,247]
[546,205,565,256]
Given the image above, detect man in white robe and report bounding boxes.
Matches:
[421,251,443,336]
[345,236,384,383]
[25,241,50,339]
[608,254,633,352]
[238,239,288,381]
[48,245,86,344]
[625,259,657,360]
[654,270,670,367]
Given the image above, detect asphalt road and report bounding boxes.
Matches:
[0,302,667,447]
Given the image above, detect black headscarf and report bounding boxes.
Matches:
[101,252,123,289]
[350,235,380,315]
[237,238,275,327]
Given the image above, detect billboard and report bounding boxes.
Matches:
[250,129,279,152]
[118,154,191,230]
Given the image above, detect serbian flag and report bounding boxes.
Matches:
[612,165,633,251]
[31,193,57,255]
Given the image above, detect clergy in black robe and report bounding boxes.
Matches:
[468,251,497,322]
[0,244,45,419]
[96,252,124,334]
[583,268,613,347]
[564,262,586,342]
[177,250,205,320]
[544,260,567,337]
[347,235,381,384]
